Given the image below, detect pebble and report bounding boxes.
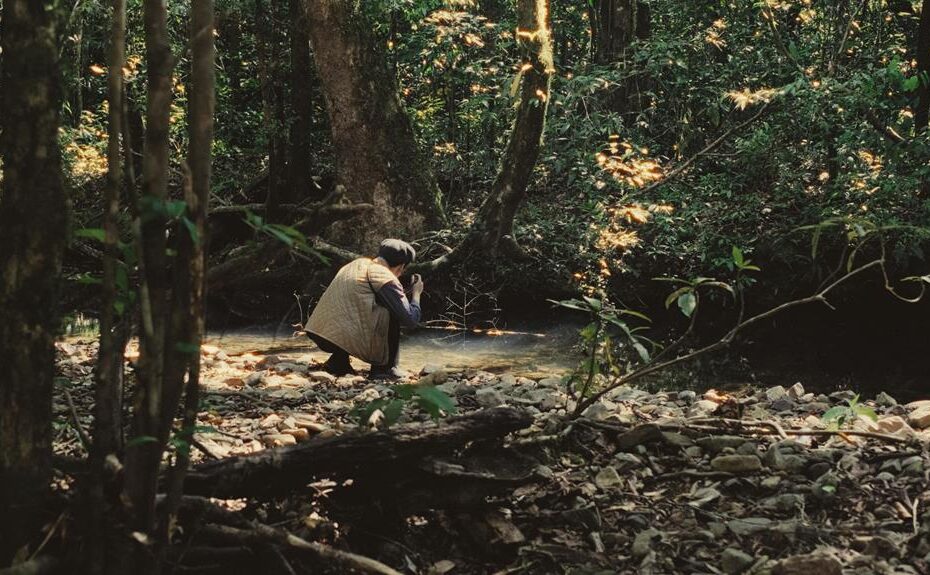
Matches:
[260,433,297,447]
[772,553,842,575]
[594,466,623,490]
[631,528,661,559]
[697,436,747,453]
[677,390,697,404]
[766,385,788,402]
[475,387,505,408]
[787,382,805,399]
[726,517,772,536]
[875,391,897,407]
[688,399,719,417]
[906,405,930,429]
[308,371,337,384]
[711,455,762,473]
[721,548,755,574]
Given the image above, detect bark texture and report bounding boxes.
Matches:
[445,0,554,263]
[0,0,68,563]
[256,0,288,222]
[304,0,444,250]
[185,407,532,498]
[592,0,639,64]
[289,0,315,200]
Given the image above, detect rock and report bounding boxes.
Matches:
[631,528,661,559]
[772,553,842,575]
[763,448,808,474]
[787,382,805,400]
[875,391,897,407]
[771,398,795,412]
[735,442,760,457]
[475,387,505,408]
[245,372,265,387]
[711,455,762,473]
[267,388,302,400]
[688,399,719,417]
[525,388,562,411]
[537,377,562,389]
[354,388,381,402]
[907,405,930,429]
[419,369,449,386]
[697,436,747,454]
[255,355,281,369]
[875,415,914,436]
[806,402,830,414]
[307,370,337,384]
[677,390,697,404]
[615,424,663,451]
[613,452,642,470]
[829,390,856,402]
[805,461,831,479]
[766,386,788,402]
[906,399,930,410]
[661,432,693,447]
[420,364,443,375]
[684,446,703,459]
[260,433,297,447]
[274,362,305,373]
[259,413,283,429]
[594,466,623,490]
[761,476,781,489]
[281,428,310,442]
[726,517,772,537]
[721,548,755,574]
[582,401,613,421]
[760,494,805,513]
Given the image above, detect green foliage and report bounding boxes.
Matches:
[242,210,328,263]
[351,384,457,429]
[821,394,878,431]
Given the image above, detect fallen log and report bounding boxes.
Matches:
[185,407,533,498]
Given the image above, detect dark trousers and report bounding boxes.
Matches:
[308,314,399,369]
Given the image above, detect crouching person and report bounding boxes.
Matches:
[305,238,424,380]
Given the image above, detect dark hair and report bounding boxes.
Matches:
[377,238,416,267]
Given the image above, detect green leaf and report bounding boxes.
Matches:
[821,406,847,423]
[75,227,106,243]
[820,484,836,494]
[632,341,650,363]
[677,292,697,317]
[579,322,597,340]
[617,309,652,322]
[181,216,200,245]
[732,246,745,267]
[164,200,187,219]
[393,384,416,400]
[265,226,295,247]
[415,385,457,414]
[665,286,692,309]
[581,296,603,311]
[73,273,102,285]
[853,404,878,421]
[382,399,405,427]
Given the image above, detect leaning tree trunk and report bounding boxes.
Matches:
[449,0,554,262]
[0,0,68,564]
[304,0,445,250]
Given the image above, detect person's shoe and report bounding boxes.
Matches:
[368,366,409,381]
[322,358,356,377]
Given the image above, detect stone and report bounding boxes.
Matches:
[594,466,623,490]
[419,369,449,386]
[661,432,694,447]
[255,355,281,369]
[281,428,310,442]
[688,399,719,417]
[771,398,795,412]
[615,424,663,451]
[787,382,805,400]
[735,442,760,457]
[684,446,703,459]
[259,413,283,428]
[711,455,762,473]
[267,388,302,400]
[721,548,755,574]
[475,387,505,408]
[697,436,747,453]
[420,364,443,375]
[245,372,265,387]
[274,362,305,373]
[766,386,788,402]
[805,461,831,479]
[677,390,697,404]
[806,402,830,414]
[875,391,897,407]
[761,476,782,489]
[907,405,930,429]
[538,377,563,389]
[354,388,380,402]
[726,517,772,536]
[307,371,337,384]
[905,399,930,410]
[613,452,642,470]
[760,494,805,513]
[581,401,612,421]
[771,553,842,575]
[260,433,297,447]
[829,390,856,402]
[875,415,914,436]
[631,528,661,559]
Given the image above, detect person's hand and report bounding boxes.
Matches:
[410,274,424,298]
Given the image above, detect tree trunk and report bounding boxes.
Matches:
[915,0,930,131]
[289,0,315,200]
[304,0,445,249]
[592,0,638,64]
[89,1,128,571]
[0,0,68,564]
[446,0,554,263]
[256,0,287,223]
[122,0,174,547]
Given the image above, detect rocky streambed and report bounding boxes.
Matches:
[53,340,930,574]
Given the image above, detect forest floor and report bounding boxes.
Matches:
[53,339,930,575]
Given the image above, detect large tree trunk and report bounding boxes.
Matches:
[304,0,445,250]
[0,0,68,564]
[592,0,638,64]
[915,0,930,130]
[289,0,316,200]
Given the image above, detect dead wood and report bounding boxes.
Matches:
[184,407,532,498]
